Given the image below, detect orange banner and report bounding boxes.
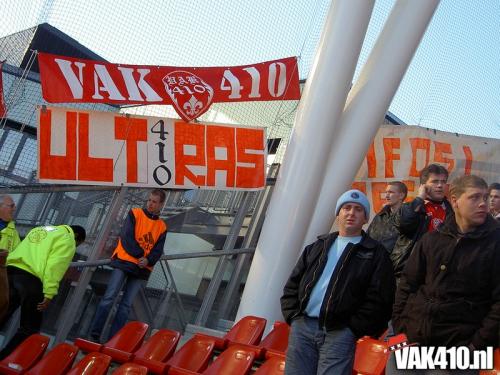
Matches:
[37,107,266,190]
[353,125,500,213]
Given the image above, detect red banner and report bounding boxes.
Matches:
[0,62,5,118]
[38,53,301,122]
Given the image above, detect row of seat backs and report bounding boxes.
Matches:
[111,353,285,375]
[0,335,111,375]
[5,333,499,375]
[0,316,289,375]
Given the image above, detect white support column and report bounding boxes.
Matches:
[304,0,440,245]
[236,0,375,324]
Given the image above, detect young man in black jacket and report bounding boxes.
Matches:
[391,164,453,280]
[281,190,395,375]
[388,175,500,374]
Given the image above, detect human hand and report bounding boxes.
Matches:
[138,257,149,268]
[0,250,8,267]
[37,297,51,311]
[417,184,429,200]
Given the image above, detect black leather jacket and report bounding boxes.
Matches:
[280,232,395,338]
[391,197,453,278]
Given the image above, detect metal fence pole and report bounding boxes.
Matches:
[194,191,253,326]
[216,183,275,320]
[54,187,128,343]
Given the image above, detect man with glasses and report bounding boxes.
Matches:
[391,164,453,281]
[0,195,20,320]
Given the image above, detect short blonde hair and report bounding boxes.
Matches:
[449,175,488,198]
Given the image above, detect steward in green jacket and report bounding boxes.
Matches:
[0,224,86,359]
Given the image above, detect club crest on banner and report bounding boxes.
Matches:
[163,71,214,122]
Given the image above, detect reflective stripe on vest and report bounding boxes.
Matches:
[112,208,167,270]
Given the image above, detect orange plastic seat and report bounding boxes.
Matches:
[196,315,266,350]
[75,321,149,362]
[352,336,389,375]
[112,362,148,375]
[479,348,500,375]
[254,355,286,375]
[162,336,216,374]
[260,322,289,357]
[25,343,78,375]
[131,329,180,374]
[66,352,112,375]
[133,328,180,362]
[228,320,290,359]
[0,334,50,374]
[169,344,255,375]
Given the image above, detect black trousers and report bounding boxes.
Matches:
[0,267,44,358]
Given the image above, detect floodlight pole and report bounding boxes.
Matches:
[236,0,375,325]
[304,0,440,245]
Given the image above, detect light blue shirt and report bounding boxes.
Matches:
[304,235,362,317]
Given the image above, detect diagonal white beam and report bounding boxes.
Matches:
[304,0,440,245]
[236,0,375,326]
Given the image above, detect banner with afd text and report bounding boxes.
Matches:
[354,124,500,214]
[37,106,266,190]
[38,53,300,122]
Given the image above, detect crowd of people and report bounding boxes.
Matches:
[281,164,500,375]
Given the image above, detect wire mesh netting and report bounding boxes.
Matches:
[0,0,499,340]
[1,0,498,165]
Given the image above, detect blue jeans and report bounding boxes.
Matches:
[285,316,356,375]
[90,268,143,341]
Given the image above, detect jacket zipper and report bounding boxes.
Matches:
[290,240,328,321]
[322,244,355,327]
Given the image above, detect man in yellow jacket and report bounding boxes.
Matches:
[0,195,21,321]
[0,224,86,358]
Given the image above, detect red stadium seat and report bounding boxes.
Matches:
[352,336,389,375]
[253,355,286,375]
[163,335,216,374]
[479,348,500,375]
[168,344,255,375]
[0,334,50,374]
[75,321,149,362]
[66,352,112,375]
[237,321,290,359]
[131,329,180,374]
[111,362,148,375]
[196,315,266,350]
[133,328,180,362]
[260,322,289,357]
[25,343,78,375]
